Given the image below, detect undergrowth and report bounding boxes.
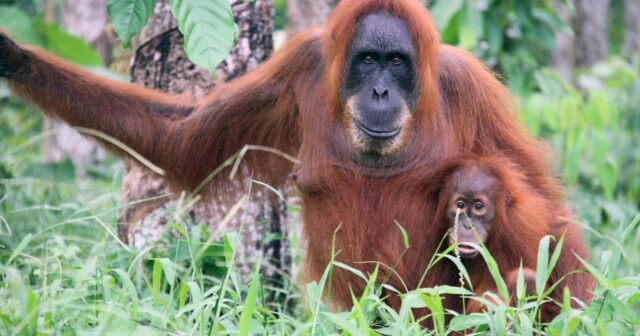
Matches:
[0,168,639,335]
[1,57,640,334]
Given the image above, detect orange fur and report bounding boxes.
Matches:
[431,155,595,322]
[0,0,593,322]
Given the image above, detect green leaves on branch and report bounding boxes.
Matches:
[0,6,102,66]
[107,0,237,75]
[0,6,43,45]
[107,0,156,45]
[33,21,103,66]
[429,0,564,93]
[430,0,462,33]
[171,0,237,75]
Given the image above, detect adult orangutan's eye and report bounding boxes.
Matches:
[362,55,374,64]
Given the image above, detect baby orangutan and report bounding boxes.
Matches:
[441,159,536,309]
[432,155,593,321]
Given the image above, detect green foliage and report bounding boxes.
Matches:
[0,5,42,44]
[1,191,636,335]
[106,0,237,75]
[429,0,565,94]
[107,0,156,44]
[520,58,640,213]
[170,0,237,76]
[32,20,103,66]
[1,1,639,334]
[608,0,626,56]
[274,0,286,30]
[0,5,102,66]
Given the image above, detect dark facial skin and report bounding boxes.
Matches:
[445,166,499,258]
[340,12,418,145]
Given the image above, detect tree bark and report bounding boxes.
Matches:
[624,0,640,56]
[41,0,56,163]
[550,0,574,81]
[118,0,292,286]
[283,0,427,39]
[62,0,114,65]
[573,0,609,68]
[43,0,113,175]
[285,0,338,37]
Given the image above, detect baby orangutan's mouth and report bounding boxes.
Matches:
[449,234,480,258]
[456,243,478,258]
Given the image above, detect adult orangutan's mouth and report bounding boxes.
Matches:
[357,123,401,140]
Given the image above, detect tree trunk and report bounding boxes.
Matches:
[62,0,114,65]
[550,0,574,81]
[573,0,609,68]
[43,0,112,175]
[624,0,640,56]
[118,0,292,287]
[285,0,338,37]
[42,0,56,23]
[41,0,56,163]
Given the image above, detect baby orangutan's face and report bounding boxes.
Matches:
[445,166,498,258]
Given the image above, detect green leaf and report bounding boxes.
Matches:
[32,20,102,66]
[157,258,175,287]
[535,236,551,296]
[474,243,509,301]
[518,313,533,336]
[111,269,140,318]
[563,311,582,335]
[420,293,446,333]
[430,0,463,32]
[439,253,473,291]
[333,261,367,282]
[420,285,473,296]
[590,130,617,199]
[107,0,156,44]
[223,232,238,265]
[178,281,201,309]
[0,5,101,66]
[238,261,261,336]
[621,214,640,244]
[577,255,608,287]
[516,263,525,301]
[449,313,488,331]
[547,235,564,283]
[395,220,410,249]
[23,160,76,182]
[350,291,370,334]
[152,259,163,294]
[7,234,32,265]
[458,2,483,49]
[27,289,38,334]
[562,286,571,312]
[171,0,237,76]
[0,5,44,45]
[324,312,360,335]
[563,130,586,184]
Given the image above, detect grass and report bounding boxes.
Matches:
[1,81,640,334]
[1,152,639,335]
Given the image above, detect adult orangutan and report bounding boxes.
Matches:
[0,0,593,317]
[432,155,594,321]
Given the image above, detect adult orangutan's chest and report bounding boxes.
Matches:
[298,174,441,270]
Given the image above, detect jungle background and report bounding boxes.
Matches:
[0,0,639,334]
